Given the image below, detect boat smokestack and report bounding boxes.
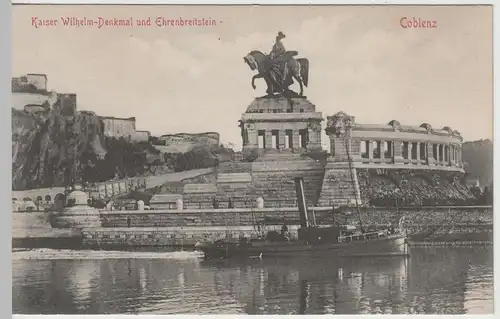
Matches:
[294,177,309,228]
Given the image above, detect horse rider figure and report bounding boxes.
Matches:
[268,32,296,91]
[269,31,286,60]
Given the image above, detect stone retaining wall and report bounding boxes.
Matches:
[99,206,492,227]
[13,206,493,248]
[100,208,307,228]
[12,212,52,229]
[82,225,299,247]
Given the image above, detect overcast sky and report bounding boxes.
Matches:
[13,5,493,150]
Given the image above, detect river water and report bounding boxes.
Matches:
[12,247,493,314]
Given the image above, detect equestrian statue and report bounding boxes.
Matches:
[244,32,309,97]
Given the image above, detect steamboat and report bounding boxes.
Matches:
[195,177,410,260]
[196,139,410,260]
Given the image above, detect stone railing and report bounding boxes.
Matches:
[84,177,148,200]
[12,177,148,212]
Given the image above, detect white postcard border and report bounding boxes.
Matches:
[3,1,498,319]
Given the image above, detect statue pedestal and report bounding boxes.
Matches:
[51,185,102,229]
[240,96,323,154]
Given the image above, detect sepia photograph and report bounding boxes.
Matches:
[11,3,494,315]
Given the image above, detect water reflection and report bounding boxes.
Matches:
[12,247,493,314]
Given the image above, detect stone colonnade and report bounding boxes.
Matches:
[356,140,463,167]
[325,112,464,169]
[244,125,322,150]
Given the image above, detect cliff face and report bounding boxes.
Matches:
[12,96,107,190]
[11,97,160,190]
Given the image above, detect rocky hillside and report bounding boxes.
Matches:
[151,132,220,153]
[12,98,232,190]
[11,98,161,190]
[462,139,493,188]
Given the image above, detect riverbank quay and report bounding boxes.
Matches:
[12,206,492,249]
[12,228,82,249]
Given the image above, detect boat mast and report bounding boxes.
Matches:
[294,177,309,228]
[344,138,364,233]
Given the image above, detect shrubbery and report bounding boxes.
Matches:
[80,137,163,183]
[165,144,234,172]
[241,148,259,162]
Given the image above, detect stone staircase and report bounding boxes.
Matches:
[182,183,218,209]
[216,173,254,208]
[216,162,254,207]
[217,161,252,174]
[212,153,326,208]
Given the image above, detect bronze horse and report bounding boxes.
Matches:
[244,50,309,96]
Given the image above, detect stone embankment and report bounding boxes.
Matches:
[12,205,492,249]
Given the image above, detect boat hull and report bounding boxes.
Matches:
[196,234,410,260]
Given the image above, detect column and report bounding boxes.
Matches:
[368,140,374,161]
[242,128,249,146]
[394,140,403,163]
[447,145,452,166]
[427,142,434,165]
[408,142,413,162]
[436,144,440,163]
[454,145,457,164]
[247,129,258,147]
[458,146,462,167]
[279,129,286,149]
[264,130,272,149]
[416,142,420,163]
[440,144,444,164]
[352,139,362,160]
[292,129,300,150]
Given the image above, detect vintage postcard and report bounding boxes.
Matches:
[11,3,494,315]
